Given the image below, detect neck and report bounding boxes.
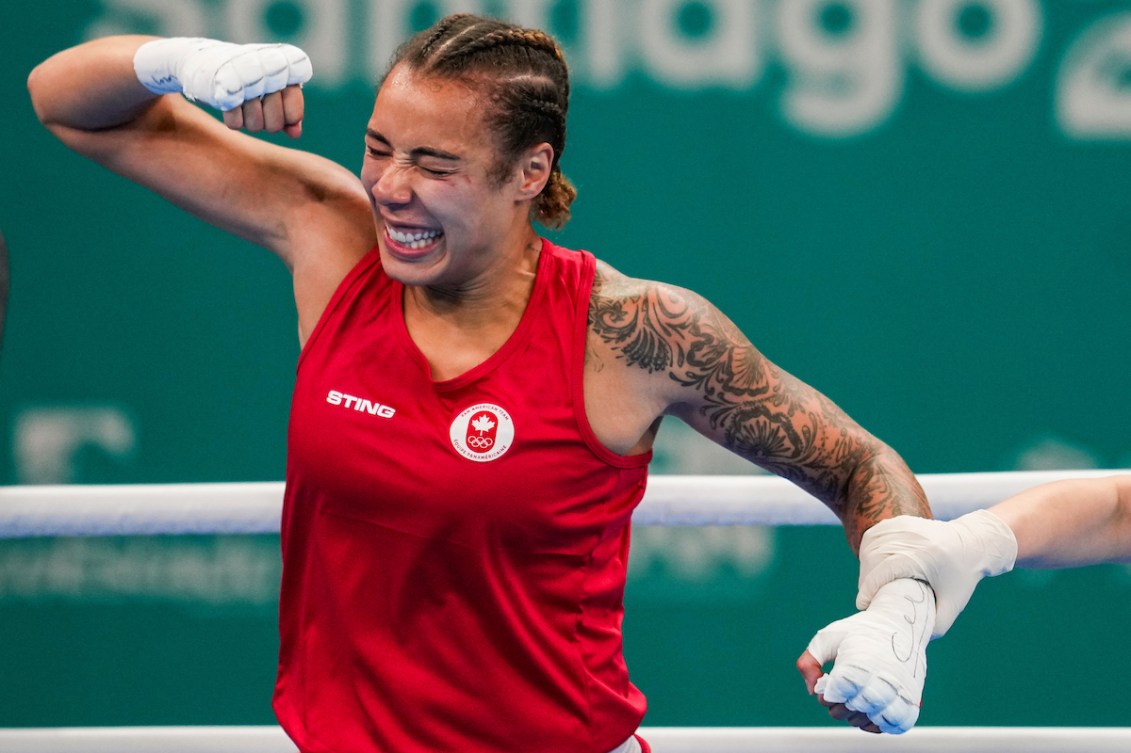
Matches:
[401,233,545,381]
[407,232,543,325]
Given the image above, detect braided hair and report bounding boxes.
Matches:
[387,14,577,229]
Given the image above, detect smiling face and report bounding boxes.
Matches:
[361,66,545,293]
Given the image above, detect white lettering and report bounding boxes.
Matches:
[916,0,1041,91]
[226,0,350,87]
[85,0,207,39]
[14,406,137,484]
[365,0,484,84]
[326,390,396,418]
[1056,13,1131,139]
[580,0,625,87]
[0,538,279,605]
[638,0,760,89]
[502,0,557,29]
[82,0,1076,140]
[629,525,775,582]
[778,0,900,136]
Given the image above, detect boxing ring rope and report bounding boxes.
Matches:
[2,469,1129,751]
[1,468,1128,538]
[1,725,1129,753]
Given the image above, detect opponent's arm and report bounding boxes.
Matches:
[27,36,372,268]
[851,476,1131,647]
[816,475,1128,732]
[988,475,1131,567]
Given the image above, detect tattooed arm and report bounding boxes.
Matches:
[587,262,930,551]
[588,262,937,734]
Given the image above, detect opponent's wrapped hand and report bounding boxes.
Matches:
[798,578,935,734]
[857,510,1017,637]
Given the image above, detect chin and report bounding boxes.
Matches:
[377,243,449,287]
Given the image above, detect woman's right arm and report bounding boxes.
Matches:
[27,35,374,270]
[988,475,1131,568]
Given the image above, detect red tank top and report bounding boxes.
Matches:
[275,239,651,753]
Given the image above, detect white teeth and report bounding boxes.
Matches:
[386,226,442,249]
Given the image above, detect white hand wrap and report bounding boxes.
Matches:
[807,578,935,734]
[857,511,1017,638]
[133,37,312,112]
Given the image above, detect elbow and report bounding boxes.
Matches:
[27,62,64,130]
[26,59,130,154]
[1114,474,1131,503]
[1113,475,1131,526]
[27,63,50,125]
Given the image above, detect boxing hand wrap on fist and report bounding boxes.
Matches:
[856,510,1018,637]
[133,37,312,112]
[806,578,935,735]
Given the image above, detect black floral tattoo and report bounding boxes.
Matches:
[589,268,929,546]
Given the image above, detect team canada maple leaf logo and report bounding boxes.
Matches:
[465,412,499,453]
[449,404,514,462]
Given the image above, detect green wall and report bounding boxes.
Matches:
[1,0,1128,730]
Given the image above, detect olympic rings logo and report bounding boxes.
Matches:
[467,435,495,449]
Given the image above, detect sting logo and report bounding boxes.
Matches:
[326,390,396,418]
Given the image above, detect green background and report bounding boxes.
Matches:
[1,0,1129,731]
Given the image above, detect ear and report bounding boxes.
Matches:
[514,143,554,201]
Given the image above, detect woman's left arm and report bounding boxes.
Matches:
[589,273,935,733]
[592,277,932,544]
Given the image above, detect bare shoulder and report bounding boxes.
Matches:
[272,143,375,260]
[588,259,747,378]
[588,262,926,535]
[588,258,842,464]
[583,259,761,454]
[286,157,375,344]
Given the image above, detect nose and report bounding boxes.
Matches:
[370,162,414,207]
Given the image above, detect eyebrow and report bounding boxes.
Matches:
[365,129,462,161]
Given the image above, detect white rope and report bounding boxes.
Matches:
[0,469,1127,538]
[0,726,1128,753]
